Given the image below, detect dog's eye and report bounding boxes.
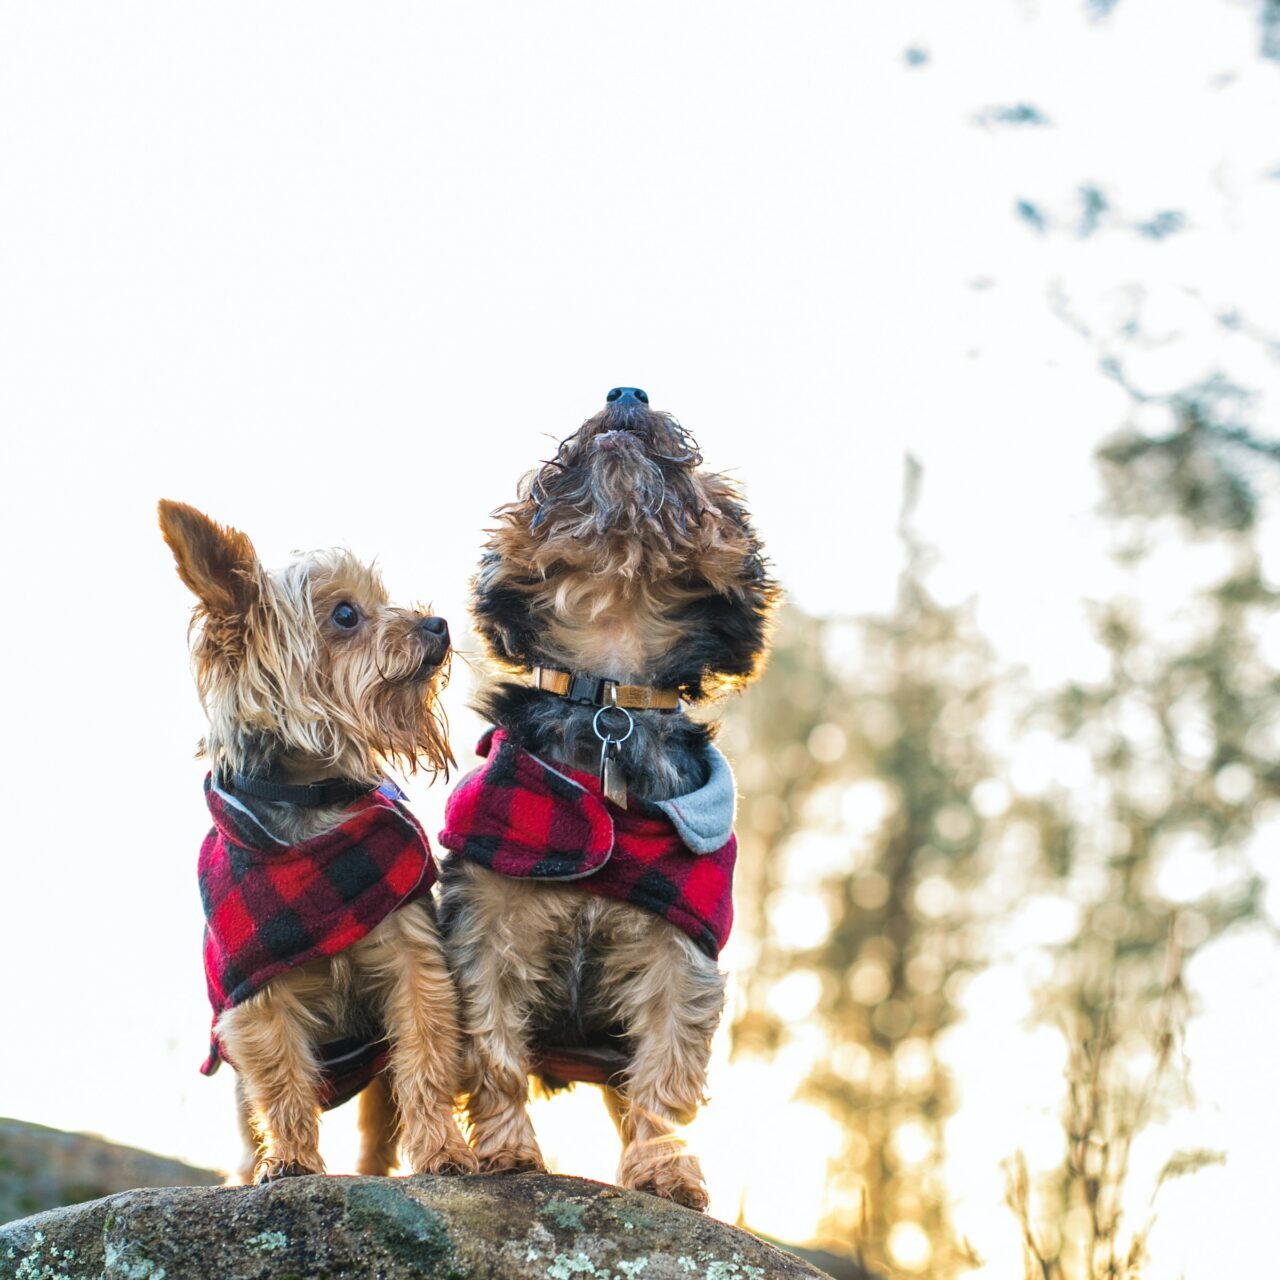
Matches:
[331,602,360,630]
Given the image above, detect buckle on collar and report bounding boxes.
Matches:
[568,672,612,705]
[531,665,682,712]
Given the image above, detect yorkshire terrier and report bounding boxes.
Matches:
[159,500,478,1183]
[439,387,777,1209]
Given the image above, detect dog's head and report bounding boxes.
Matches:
[535,388,704,536]
[494,388,753,584]
[478,390,778,701]
[158,500,453,781]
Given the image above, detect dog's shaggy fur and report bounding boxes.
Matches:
[441,396,777,1208]
[160,500,476,1183]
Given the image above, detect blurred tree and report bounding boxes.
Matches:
[726,606,852,1064]
[1085,0,1279,63]
[1007,388,1278,1279]
[992,1,1280,1256]
[728,399,1278,1280]
[726,9,1280,1273]
[727,459,995,1278]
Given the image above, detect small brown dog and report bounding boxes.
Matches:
[438,387,777,1209]
[159,500,477,1183]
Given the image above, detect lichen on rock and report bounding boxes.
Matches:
[0,1172,828,1279]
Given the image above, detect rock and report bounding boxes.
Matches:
[0,1118,221,1225]
[0,1171,832,1279]
[758,1239,871,1280]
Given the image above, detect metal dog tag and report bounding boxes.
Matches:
[601,743,629,810]
[593,703,634,810]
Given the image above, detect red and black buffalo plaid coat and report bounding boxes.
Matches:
[439,729,737,958]
[198,774,435,1108]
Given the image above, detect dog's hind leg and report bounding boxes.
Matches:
[217,982,326,1182]
[602,914,726,1211]
[355,1073,401,1176]
[229,1075,263,1186]
[602,1083,628,1139]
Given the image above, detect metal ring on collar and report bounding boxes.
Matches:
[592,703,635,744]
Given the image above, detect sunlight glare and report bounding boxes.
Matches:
[887,1220,932,1273]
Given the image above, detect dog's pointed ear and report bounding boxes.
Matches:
[158,500,259,615]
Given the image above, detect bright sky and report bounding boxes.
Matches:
[2,2,1278,1277]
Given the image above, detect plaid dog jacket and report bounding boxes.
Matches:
[439,729,737,958]
[198,773,436,1108]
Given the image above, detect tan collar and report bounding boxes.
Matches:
[530,666,682,712]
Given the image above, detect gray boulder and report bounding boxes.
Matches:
[0,1170,831,1279]
[0,1118,220,1225]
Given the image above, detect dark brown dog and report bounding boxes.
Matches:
[440,388,777,1208]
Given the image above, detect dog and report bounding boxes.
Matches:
[438,387,777,1209]
[159,500,478,1183]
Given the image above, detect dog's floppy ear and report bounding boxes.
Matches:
[158,500,259,615]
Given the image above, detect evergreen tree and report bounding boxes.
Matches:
[1006,387,1278,1279]
[729,460,994,1277]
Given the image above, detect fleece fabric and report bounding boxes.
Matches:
[438,728,738,958]
[198,773,435,1108]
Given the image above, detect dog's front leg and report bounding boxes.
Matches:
[366,908,478,1175]
[217,985,325,1182]
[451,955,545,1172]
[444,875,548,1173]
[462,1011,546,1174]
[606,920,726,1211]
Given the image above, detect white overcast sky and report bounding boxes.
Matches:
[1,3,1278,1276]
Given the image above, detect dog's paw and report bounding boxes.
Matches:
[651,1174,711,1213]
[254,1156,323,1184]
[406,1138,482,1176]
[430,1148,483,1176]
[475,1146,547,1175]
[620,1151,709,1212]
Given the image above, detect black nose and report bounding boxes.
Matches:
[419,616,449,638]
[606,387,649,407]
